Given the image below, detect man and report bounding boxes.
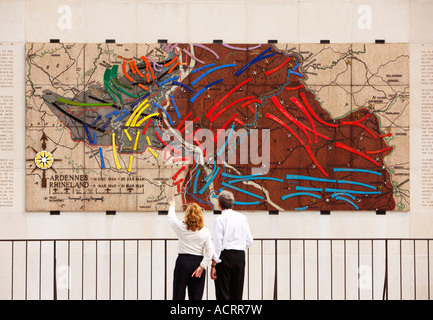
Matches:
[210,190,253,300]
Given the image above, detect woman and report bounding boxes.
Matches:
[168,198,214,300]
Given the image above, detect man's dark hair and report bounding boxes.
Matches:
[217,190,234,210]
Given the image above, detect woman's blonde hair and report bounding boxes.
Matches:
[184,203,204,232]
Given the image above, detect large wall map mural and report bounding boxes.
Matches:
[25,43,409,212]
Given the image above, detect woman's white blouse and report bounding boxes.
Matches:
[168,205,214,269]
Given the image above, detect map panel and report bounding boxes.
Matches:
[25,42,409,212]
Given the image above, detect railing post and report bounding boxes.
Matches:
[53,240,57,300]
[382,239,388,300]
[11,241,14,300]
[273,239,278,300]
[164,240,167,300]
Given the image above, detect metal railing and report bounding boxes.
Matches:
[0,238,431,300]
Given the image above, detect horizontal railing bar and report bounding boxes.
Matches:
[0,238,432,242]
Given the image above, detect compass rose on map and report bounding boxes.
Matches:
[35,151,54,170]
[26,132,62,188]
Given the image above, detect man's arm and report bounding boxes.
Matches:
[212,217,224,263]
[245,218,253,249]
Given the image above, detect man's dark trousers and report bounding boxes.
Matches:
[215,250,245,300]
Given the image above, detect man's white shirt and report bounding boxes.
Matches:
[212,208,253,263]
